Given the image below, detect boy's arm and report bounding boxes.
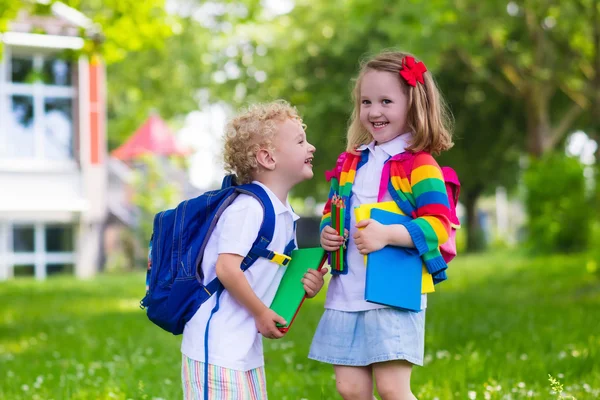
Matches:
[214,198,286,339]
[215,254,286,339]
[397,153,452,256]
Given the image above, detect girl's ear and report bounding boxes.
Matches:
[256,148,276,171]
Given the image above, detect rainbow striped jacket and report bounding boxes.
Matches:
[321,149,452,283]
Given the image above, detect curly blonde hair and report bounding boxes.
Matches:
[223,100,302,184]
[347,50,454,155]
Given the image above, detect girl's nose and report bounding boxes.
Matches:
[369,107,382,118]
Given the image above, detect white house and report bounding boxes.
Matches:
[0,3,107,280]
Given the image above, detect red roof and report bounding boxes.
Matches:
[111,114,189,161]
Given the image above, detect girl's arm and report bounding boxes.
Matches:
[216,253,286,339]
[397,153,452,256]
[353,219,414,254]
[384,224,414,248]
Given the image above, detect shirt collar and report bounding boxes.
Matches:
[252,181,300,221]
[356,132,412,157]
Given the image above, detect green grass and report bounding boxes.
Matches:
[1,252,599,399]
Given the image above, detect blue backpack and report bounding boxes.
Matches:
[140,175,295,335]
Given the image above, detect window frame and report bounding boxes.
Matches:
[0,46,77,170]
[0,221,76,280]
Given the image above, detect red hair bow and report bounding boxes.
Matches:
[399,56,427,87]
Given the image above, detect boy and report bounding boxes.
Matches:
[181,101,326,399]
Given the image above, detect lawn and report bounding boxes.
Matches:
[1,252,599,399]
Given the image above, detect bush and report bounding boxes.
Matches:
[523,152,592,253]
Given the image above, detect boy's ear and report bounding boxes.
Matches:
[256,148,276,171]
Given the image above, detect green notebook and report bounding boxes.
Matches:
[270,247,327,332]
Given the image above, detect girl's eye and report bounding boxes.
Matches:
[382,99,392,104]
[362,100,371,105]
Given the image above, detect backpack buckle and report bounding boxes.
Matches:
[271,252,291,266]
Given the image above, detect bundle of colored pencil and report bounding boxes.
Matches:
[331,195,346,272]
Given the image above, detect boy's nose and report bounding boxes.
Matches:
[308,142,316,153]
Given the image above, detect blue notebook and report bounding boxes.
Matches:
[365,208,423,312]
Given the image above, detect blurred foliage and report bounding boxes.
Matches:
[523,152,592,253]
[2,0,599,252]
[589,222,600,279]
[0,1,173,62]
[130,156,182,260]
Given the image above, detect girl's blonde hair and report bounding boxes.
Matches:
[347,50,454,155]
[224,100,302,184]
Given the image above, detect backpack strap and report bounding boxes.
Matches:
[237,183,291,269]
[202,182,292,398]
[220,174,238,189]
[441,166,461,227]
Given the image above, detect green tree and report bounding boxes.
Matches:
[445,0,598,157]
[131,155,182,261]
[523,152,591,253]
[199,0,600,250]
[437,52,526,251]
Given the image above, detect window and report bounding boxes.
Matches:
[0,49,75,162]
[45,224,74,252]
[3,223,76,279]
[13,225,35,252]
[13,264,35,277]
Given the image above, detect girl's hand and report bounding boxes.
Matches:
[320,226,345,251]
[302,267,329,298]
[255,308,286,339]
[353,219,389,255]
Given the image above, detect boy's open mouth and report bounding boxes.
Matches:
[305,157,313,166]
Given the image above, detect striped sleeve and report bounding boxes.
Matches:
[320,151,349,232]
[320,176,337,232]
[402,153,452,256]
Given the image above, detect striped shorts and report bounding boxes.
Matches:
[181,354,268,400]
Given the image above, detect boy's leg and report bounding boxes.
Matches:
[334,365,374,400]
[181,354,268,400]
[372,360,416,400]
[182,354,201,399]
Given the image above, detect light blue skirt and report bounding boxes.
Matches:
[308,308,425,366]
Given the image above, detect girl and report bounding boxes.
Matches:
[309,51,454,400]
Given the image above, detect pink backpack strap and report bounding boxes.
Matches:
[441,166,461,227]
[325,151,349,182]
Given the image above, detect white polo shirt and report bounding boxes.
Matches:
[324,133,427,311]
[181,181,299,371]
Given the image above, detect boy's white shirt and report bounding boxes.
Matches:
[324,133,427,311]
[181,181,299,371]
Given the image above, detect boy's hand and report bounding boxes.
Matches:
[320,226,346,251]
[303,267,329,298]
[353,219,389,255]
[255,308,286,339]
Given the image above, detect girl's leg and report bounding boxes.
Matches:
[373,360,416,400]
[334,365,374,400]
